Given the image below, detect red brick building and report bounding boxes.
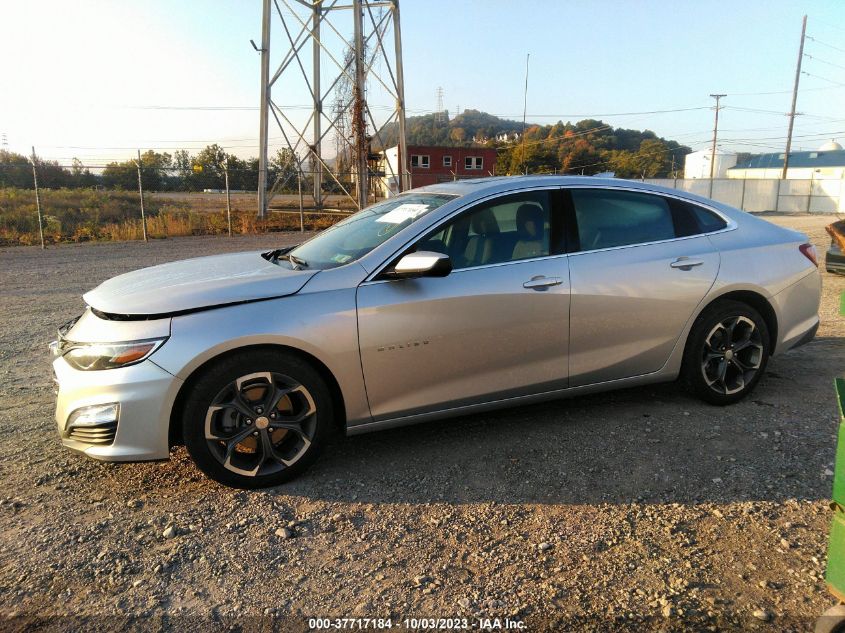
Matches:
[379,145,498,194]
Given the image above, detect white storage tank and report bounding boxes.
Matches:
[684,149,738,179]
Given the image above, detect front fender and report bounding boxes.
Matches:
[149,289,371,426]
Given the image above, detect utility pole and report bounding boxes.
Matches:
[708,93,726,197]
[256,0,271,218]
[521,52,530,175]
[782,15,807,180]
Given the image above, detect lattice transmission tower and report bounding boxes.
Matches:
[434,86,445,123]
[256,0,408,216]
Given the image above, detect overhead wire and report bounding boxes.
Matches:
[806,34,845,55]
[804,53,845,72]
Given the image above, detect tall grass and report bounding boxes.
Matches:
[0,188,340,246]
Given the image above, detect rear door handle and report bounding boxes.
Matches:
[670,257,704,270]
[523,276,562,289]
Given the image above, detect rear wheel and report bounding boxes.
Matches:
[681,300,770,405]
[182,350,333,488]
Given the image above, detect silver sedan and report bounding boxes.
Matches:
[52,176,821,488]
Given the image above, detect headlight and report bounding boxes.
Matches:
[62,338,167,371]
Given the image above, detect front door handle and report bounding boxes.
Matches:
[523,276,562,289]
[670,257,704,270]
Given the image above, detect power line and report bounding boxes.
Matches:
[725,82,845,96]
[114,103,715,120]
[490,105,712,119]
[806,34,845,55]
[802,70,845,88]
[720,129,845,142]
[725,106,787,115]
[804,52,845,72]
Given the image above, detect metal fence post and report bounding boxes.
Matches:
[807,172,814,213]
[135,150,148,242]
[739,178,746,212]
[30,146,45,250]
[298,170,304,233]
[224,159,232,237]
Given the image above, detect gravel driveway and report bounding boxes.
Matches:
[0,216,843,631]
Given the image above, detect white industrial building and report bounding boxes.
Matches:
[727,140,845,179]
[683,149,738,179]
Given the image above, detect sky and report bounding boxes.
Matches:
[1,0,844,167]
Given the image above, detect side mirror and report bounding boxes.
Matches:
[390,251,452,278]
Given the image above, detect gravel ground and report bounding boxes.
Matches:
[0,216,843,632]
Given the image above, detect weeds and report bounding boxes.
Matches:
[0,188,342,246]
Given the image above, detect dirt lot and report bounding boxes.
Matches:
[0,215,843,632]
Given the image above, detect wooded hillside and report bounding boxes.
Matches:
[376,110,691,178]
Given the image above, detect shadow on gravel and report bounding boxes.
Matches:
[272,352,839,506]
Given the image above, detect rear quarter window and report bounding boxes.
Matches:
[670,198,728,236]
[689,203,728,233]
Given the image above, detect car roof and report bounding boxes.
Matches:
[415,175,738,217]
[418,175,678,198]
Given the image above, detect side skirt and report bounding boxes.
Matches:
[346,370,675,436]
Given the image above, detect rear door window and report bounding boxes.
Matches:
[571,189,675,251]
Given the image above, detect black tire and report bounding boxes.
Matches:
[182,349,333,488]
[681,300,770,406]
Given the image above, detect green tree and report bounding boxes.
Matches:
[269,148,299,192]
[559,138,604,175]
[70,158,98,188]
[101,160,137,190]
[193,144,227,189]
[0,150,33,188]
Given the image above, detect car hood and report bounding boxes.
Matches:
[83,251,317,317]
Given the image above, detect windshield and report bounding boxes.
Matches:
[287,193,457,269]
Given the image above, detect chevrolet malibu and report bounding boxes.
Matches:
[52,176,821,488]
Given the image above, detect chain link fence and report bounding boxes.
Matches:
[0,154,367,248]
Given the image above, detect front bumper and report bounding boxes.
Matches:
[54,356,183,461]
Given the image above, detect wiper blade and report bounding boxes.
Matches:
[261,247,290,262]
[261,246,306,268]
[287,254,308,268]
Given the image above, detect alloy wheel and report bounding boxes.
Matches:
[204,371,317,477]
[701,316,764,395]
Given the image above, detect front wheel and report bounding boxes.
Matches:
[182,350,333,488]
[681,300,770,405]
